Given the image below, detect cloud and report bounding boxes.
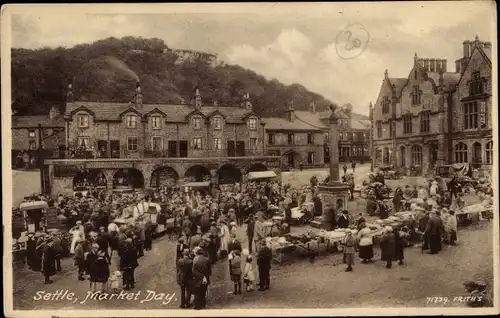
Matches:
[8,2,496,115]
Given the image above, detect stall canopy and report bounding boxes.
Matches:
[248,171,277,180]
[19,201,48,211]
[183,181,211,188]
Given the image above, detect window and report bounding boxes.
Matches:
[403,115,412,134]
[249,138,257,150]
[383,147,391,165]
[388,120,394,137]
[464,102,479,130]
[126,115,137,129]
[411,145,422,166]
[486,141,493,164]
[127,137,138,152]
[248,118,257,130]
[78,114,89,128]
[469,71,484,96]
[193,117,202,130]
[363,133,367,140]
[151,136,162,151]
[324,133,329,142]
[375,148,382,161]
[268,134,275,145]
[213,116,222,130]
[339,132,344,140]
[152,116,162,130]
[214,138,222,150]
[193,137,202,150]
[352,133,356,141]
[454,142,468,163]
[307,134,314,144]
[411,85,422,105]
[78,137,89,148]
[382,96,390,114]
[29,140,36,150]
[28,129,36,138]
[376,121,382,138]
[307,152,314,164]
[288,133,294,145]
[420,112,430,133]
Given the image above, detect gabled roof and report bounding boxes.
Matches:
[457,44,492,87]
[262,117,323,131]
[65,102,253,124]
[388,78,407,97]
[206,109,227,119]
[144,107,167,117]
[12,115,65,128]
[351,119,371,130]
[294,111,328,129]
[426,72,461,91]
[118,107,143,119]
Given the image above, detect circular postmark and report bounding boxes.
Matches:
[335,23,370,60]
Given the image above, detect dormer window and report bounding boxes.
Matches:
[213,116,222,130]
[126,115,137,129]
[248,118,257,130]
[469,71,485,96]
[152,116,162,130]
[193,116,202,130]
[78,114,89,128]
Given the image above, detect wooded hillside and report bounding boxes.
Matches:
[12,36,361,118]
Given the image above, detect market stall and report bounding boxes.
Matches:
[19,201,48,233]
[247,171,278,181]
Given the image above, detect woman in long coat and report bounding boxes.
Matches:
[88,249,110,291]
[42,237,56,284]
[119,239,139,290]
[393,229,405,265]
[380,227,395,269]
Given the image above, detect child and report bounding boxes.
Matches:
[229,250,242,295]
[109,270,122,293]
[243,255,255,292]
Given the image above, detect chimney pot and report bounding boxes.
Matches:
[463,40,471,58]
[423,59,430,71]
[135,82,143,107]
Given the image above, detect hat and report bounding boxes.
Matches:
[384,226,393,232]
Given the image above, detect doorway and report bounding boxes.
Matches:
[110,140,120,158]
[179,140,188,158]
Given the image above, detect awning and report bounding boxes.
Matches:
[248,171,277,180]
[183,181,211,188]
[19,201,48,211]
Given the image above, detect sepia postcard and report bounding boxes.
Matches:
[2,2,499,317]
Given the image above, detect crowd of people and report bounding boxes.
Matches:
[18,162,492,309]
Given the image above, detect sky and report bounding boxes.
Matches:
[6,2,496,115]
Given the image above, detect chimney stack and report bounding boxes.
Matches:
[429,59,436,72]
[463,40,471,58]
[194,87,202,110]
[440,59,447,72]
[242,92,252,111]
[135,81,143,108]
[286,100,295,122]
[49,106,60,119]
[423,59,430,71]
[309,101,316,113]
[67,83,74,103]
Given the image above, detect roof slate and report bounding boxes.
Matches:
[65,102,254,123]
[12,115,65,128]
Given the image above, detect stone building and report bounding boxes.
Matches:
[263,102,371,169]
[42,84,280,196]
[12,107,65,152]
[451,36,493,175]
[317,104,371,163]
[371,36,492,176]
[263,102,327,169]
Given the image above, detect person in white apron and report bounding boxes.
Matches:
[69,221,84,255]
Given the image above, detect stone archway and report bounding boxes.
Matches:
[150,166,179,188]
[248,163,268,172]
[184,165,211,182]
[218,164,242,184]
[113,168,145,189]
[73,169,107,191]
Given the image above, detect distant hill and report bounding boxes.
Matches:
[11,36,363,119]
